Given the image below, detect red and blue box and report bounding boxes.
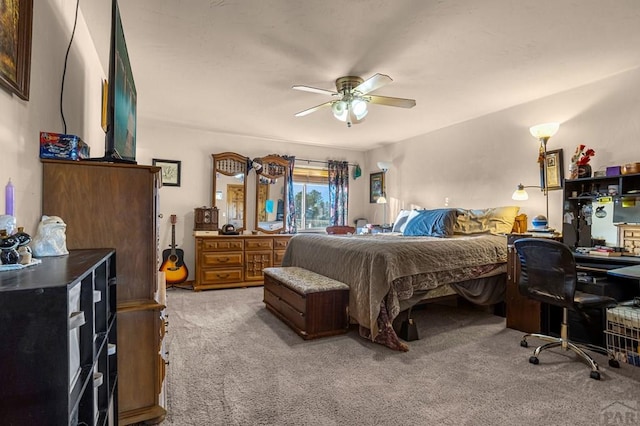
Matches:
[39,132,90,161]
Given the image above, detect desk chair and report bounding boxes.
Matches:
[514,238,620,380]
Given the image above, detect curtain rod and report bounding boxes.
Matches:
[295,158,359,167]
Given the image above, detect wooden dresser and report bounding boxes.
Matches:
[42,160,166,425]
[194,234,292,290]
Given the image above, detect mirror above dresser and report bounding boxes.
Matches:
[255,154,289,234]
[212,152,248,233]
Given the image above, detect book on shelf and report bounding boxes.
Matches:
[588,249,622,257]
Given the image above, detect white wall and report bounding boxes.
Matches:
[367,67,640,232]
[1,0,106,233]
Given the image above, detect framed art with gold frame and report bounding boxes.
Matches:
[370,172,384,203]
[0,0,33,100]
[541,148,564,191]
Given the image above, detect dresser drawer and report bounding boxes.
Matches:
[245,239,273,250]
[245,251,272,281]
[273,237,290,250]
[201,239,244,251]
[273,250,286,266]
[201,252,243,267]
[201,268,243,284]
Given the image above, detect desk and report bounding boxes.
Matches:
[506,238,640,338]
[608,264,640,280]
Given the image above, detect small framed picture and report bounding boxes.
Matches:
[541,149,563,191]
[370,172,384,203]
[153,159,181,187]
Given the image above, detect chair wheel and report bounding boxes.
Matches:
[520,340,528,348]
[529,356,539,365]
[590,371,601,380]
[609,359,620,368]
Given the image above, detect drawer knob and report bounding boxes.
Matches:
[217,273,229,279]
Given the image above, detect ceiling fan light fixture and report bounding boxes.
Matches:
[332,100,348,121]
[351,98,368,120]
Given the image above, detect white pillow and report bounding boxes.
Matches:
[391,210,412,233]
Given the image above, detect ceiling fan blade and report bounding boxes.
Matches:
[292,85,339,97]
[354,73,393,95]
[294,101,333,117]
[368,95,416,108]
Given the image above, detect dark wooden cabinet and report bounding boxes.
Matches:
[506,234,565,333]
[0,250,117,425]
[42,160,166,425]
[506,235,542,333]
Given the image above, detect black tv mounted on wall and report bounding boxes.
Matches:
[91,0,137,164]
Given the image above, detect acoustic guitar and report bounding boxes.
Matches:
[160,214,188,285]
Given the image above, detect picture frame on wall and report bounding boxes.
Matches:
[0,0,33,100]
[153,159,182,187]
[370,172,384,203]
[541,148,564,191]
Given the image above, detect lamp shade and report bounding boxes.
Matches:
[376,196,387,204]
[332,100,348,121]
[377,161,392,172]
[511,186,529,201]
[529,122,560,140]
[351,98,368,120]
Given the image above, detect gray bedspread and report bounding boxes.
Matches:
[282,233,507,342]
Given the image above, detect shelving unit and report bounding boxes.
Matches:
[0,249,117,425]
[563,172,640,248]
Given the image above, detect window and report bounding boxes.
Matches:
[293,167,330,230]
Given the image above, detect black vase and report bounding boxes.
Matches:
[578,164,592,178]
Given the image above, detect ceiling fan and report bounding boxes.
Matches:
[293,73,416,127]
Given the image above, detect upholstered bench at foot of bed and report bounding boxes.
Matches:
[263,267,350,340]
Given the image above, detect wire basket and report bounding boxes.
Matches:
[606,303,640,367]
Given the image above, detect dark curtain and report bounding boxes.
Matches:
[283,155,297,233]
[328,160,349,226]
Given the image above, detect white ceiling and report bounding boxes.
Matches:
[80,0,640,151]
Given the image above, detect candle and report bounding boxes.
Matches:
[5,178,14,216]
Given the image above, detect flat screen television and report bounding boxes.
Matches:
[103,0,137,164]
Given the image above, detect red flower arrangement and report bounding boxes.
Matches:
[571,144,595,166]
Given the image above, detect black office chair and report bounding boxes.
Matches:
[514,238,620,380]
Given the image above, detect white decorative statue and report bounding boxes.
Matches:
[31,215,69,257]
[0,214,16,235]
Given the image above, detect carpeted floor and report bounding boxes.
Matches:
[161,287,640,425]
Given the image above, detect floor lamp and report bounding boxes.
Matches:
[527,122,560,228]
[376,161,391,227]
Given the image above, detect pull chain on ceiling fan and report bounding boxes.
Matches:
[293,73,416,127]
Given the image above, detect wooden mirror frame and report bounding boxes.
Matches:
[255,154,289,234]
[212,152,248,232]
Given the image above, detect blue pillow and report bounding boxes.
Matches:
[403,209,457,237]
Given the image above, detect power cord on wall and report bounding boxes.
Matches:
[59,0,81,134]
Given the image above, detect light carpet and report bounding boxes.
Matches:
[161,287,640,426]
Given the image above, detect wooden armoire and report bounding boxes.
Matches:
[42,159,167,425]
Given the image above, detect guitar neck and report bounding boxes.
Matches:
[170,218,177,254]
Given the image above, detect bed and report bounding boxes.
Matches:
[281,206,518,350]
